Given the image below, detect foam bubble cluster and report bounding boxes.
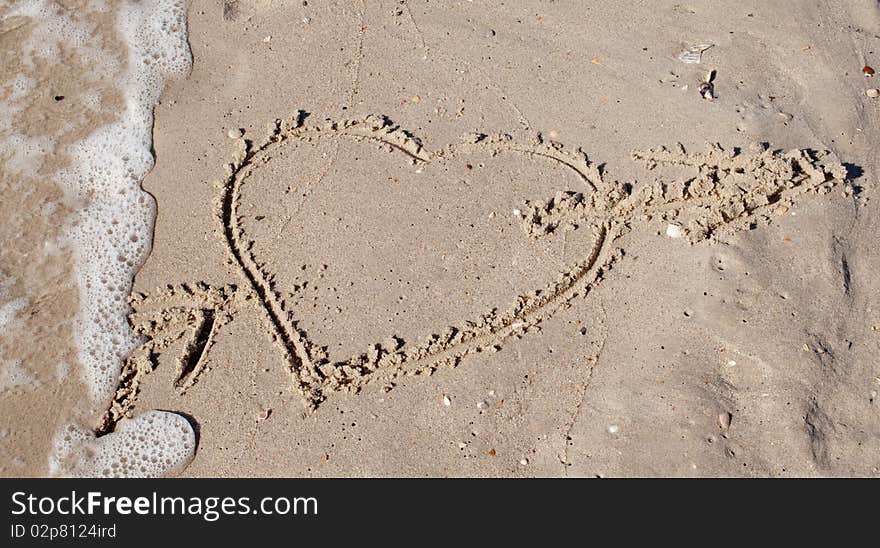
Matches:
[2,0,194,476]
[50,410,195,478]
[58,0,190,407]
[0,360,40,393]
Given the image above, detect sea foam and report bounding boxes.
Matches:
[3,0,196,477]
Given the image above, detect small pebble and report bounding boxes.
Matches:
[477,401,489,410]
[665,223,683,239]
[607,424,619,434]
[488,390,496,397]
[866,88,879,98]
[718,411,732,431]
[262,35,271,43]
[227,128,244,139]
[513,208,522,217]
[411,95,421,104]
[442,394,451,406]
[520,458,529,466]
[302,16,311,24]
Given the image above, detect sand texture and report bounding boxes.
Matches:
[4,0,880,477]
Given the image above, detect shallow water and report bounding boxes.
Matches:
[0,0,195,477]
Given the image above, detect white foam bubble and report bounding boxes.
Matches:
[0,288,29,385]
[0,297,27,334]
[0,360,40,393]
[49,410,196,478]
[8,74,35,102]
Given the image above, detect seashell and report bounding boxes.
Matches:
[699,82,715,102]
[678,43,714,64]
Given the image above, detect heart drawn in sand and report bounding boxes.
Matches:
[100,111,846,429]
[222,114,625,408]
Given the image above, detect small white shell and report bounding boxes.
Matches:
[677,43,714,64]
[666,223,684,238]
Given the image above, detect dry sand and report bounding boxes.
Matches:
[3,0,880,477]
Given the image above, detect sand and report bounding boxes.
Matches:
[3,0,880,477]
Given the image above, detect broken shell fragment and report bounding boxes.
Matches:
[863,65,875,77]
[678,43,714,64]
[866,88,879,99]
[699,82,715,102]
